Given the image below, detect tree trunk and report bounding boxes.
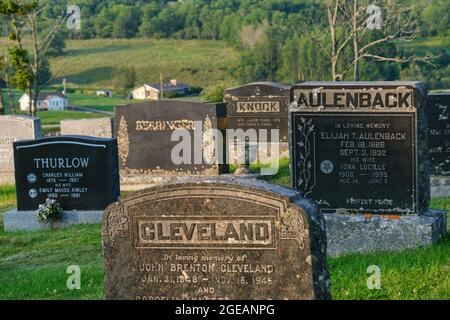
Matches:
[0,88,4,115]
[31,12,39,117]
[352,0,359,80]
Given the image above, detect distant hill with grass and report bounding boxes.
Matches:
[49,39,240,92]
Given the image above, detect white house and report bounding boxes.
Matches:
[130,80,190,100]
[96,89,113,97]
[19,92,68,112]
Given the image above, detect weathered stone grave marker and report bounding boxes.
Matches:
[103,177,330,300]
[428,93,450,197]
[115,100,228,189]
[0,115,41,184]
[290,81,447,256]
[60,117,114,138]
[4,135,120,231]
[224,82,290,174]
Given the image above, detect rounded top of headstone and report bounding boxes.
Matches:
[117,176,300,203]
[292,81,425,89]
[224,82,290,96]
[13,135,116,146]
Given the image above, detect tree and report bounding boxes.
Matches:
[114,66,136,92]
[307,0,439,81]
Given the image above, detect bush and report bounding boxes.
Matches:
[203,85,225,102]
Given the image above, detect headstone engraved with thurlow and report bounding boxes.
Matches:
[224,82,290,173]
[5,136,120,231]
[103,177,331,300]
[428,93,450,197]
[0,115,41,184]
[115,100,227,184]
[290,81,430,215]
[60,117,114,138]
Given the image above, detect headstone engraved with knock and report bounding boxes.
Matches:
[103,177,330,300]
[224,82,290,173]
[0,115,41,184]
[115,100,227,185]
[290,81,429,215]
[4,136,120,231]
[290,82,447,257]
[428,93,450,197]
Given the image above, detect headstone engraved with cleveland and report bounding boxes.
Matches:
[13,136,120,211]
[103,177,330,300]
[0,115,41,184]
[290,81,429,215]
[115,100,227,178]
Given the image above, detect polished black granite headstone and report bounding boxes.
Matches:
[428,93,450,176]
[13,136,120,211]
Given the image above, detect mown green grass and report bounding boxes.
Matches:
[64,93,134,113]
[37,110,110,126]
[49,38,239,91]
[0,160,448,299]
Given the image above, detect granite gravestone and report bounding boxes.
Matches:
[103,177,330,300]
[428,93,450,176]
[290,82,447,257]
[0,115,41,184]
[13,136,119,211]
[290,81,429,215]
[60,117,114,138]
[224,82,290,173]
[115,100,227,180]
[428,93,450,197]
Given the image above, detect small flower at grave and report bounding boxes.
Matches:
[36,198,63,224]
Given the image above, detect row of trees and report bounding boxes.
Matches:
[0,0,69,115]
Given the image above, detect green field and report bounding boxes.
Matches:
[0,160,448,300]
[49,38,239,91]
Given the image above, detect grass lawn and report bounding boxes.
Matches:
[0,160,448,300]
[65,93,134,113]
[37,110,111,126]
[48,38,239,91]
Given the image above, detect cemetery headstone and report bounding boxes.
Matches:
[0,115,41,184]
[103,177,330,300]
[4,135,120,231]
[290,81,429,214]
[224,82,290,173]
[428,93,450,197]
[115,100,227,187]
[290,81,447,256]
[60,117,114,138]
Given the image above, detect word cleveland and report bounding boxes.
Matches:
[138,219,274,246]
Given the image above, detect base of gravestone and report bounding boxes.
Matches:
[324,209,447,258]
[4,209,103,232]
[430,176,450,198]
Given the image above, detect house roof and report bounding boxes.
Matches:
[145,82,190,92]
[20,92,67,101]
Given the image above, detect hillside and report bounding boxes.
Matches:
[48,38,240,91]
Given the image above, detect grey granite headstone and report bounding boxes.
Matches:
[60,117,113,138]
[0,115,41,184]
[103,177,330,300]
